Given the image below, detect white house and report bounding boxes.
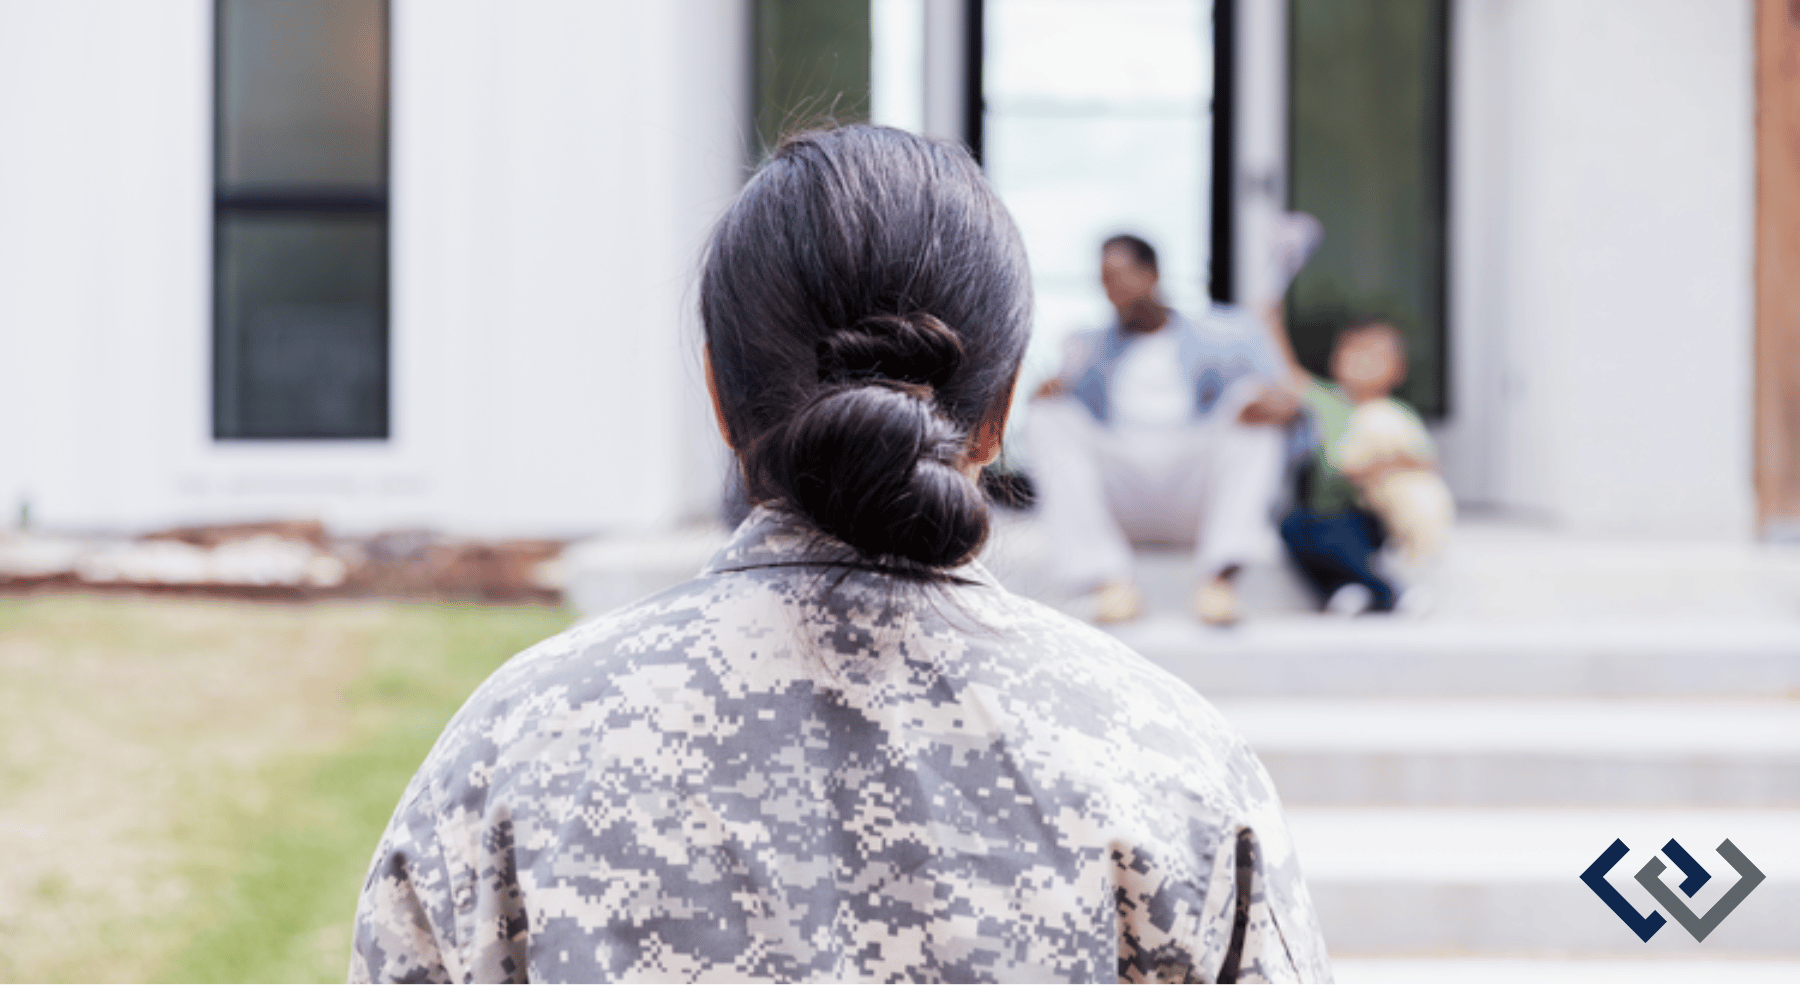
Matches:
[0,0,1786,541]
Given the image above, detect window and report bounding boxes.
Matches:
[754,0,874,154]
[213,0,390,440]
[1285,0,1448,416]
[754,0,978,161]
[981,0,1214,387]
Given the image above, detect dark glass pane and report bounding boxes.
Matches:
[1286,0,1447,415]
[755,0,872,153]
[219,0,386,190]
[215,214,387,439]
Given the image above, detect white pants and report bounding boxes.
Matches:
[1026,390,1285,590]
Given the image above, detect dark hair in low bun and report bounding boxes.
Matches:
[702,126,1031,573]
[758,380,987,567]
[815,313,964,390]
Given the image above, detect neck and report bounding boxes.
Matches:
[1118,300,1167,334]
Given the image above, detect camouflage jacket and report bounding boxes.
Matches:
[350,508,1332,983]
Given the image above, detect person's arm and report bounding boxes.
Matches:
[351,864,453,983]
[1214,742,1334,983]
[1232,302,1313,425]
[1192,742,1333,982]
[1238,386,1302,425]
[1213,829,1295,983]
[350,792,461,983]
[1033,332,1096,400]
[1259,300,1308,387]
[1343,452,1434,489]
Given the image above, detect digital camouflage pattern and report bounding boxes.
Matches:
[351,508,1332,983]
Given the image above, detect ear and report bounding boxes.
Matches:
[964,376,1018,474]
[704,346,735,451]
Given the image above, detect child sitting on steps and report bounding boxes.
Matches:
[1276,318,1454,614]
[1330,321,1454,568]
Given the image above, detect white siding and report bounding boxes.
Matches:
[0,0,212,533]
[0,0,745,537]
[1449,0,1755,536]
[0,0,1760,541]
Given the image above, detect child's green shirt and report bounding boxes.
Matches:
[1299,377,1433,515]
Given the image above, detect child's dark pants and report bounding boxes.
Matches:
[1278,505,1397,611]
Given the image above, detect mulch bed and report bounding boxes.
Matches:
[0,521,568,606]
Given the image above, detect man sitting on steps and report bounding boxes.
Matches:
[1027,234,1303,626]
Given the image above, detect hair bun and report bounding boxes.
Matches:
[815,313,964,390]
[760,382,988,569]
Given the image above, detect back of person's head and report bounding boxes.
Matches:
[1101,233,1158,274]
[701,125,1032,573]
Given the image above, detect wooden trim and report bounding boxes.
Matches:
[1756,0,1800,527]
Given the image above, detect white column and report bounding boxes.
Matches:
[872,0,927,133]
[1232,0,1287,308]
[1437,0,1517,508]
[921,0,970,147]
[1492,0,1754,536]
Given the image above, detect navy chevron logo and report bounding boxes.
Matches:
[1581,839,1664,942]
[1582,838,1765,943]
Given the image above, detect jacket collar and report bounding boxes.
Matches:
[701,505,999,588]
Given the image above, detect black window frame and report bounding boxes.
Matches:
[1209,0,1236,304]
[964,0,984,164]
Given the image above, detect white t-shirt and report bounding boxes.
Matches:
[1109,327,1191,431]
[1105,326,1199,472]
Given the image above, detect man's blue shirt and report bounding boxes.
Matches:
[1064,305,1280,425]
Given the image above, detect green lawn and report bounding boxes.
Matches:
[0,595,572,982]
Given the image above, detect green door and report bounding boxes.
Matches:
[1286,0,1448,416]
[754,0,873,156]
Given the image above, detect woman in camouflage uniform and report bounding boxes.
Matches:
[351,125,1331,983]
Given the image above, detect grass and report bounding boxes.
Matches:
[0,594,572,982]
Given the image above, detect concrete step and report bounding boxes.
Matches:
[1214,697,1800,806]
[1287,807,1800,956]
[561,526,727,618]
[558,527,1800,698]
[1123,617,1800,697]
[981,510,1800,625]
[1329,956,1800,983]
[985,513,1800,697]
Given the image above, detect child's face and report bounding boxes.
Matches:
[1331,328,1405,402]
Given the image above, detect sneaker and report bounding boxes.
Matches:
[1324,582,1373,617]
[1092,580,1144,624]
[1396,584,1437,617]
[1194,576,1242,626]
